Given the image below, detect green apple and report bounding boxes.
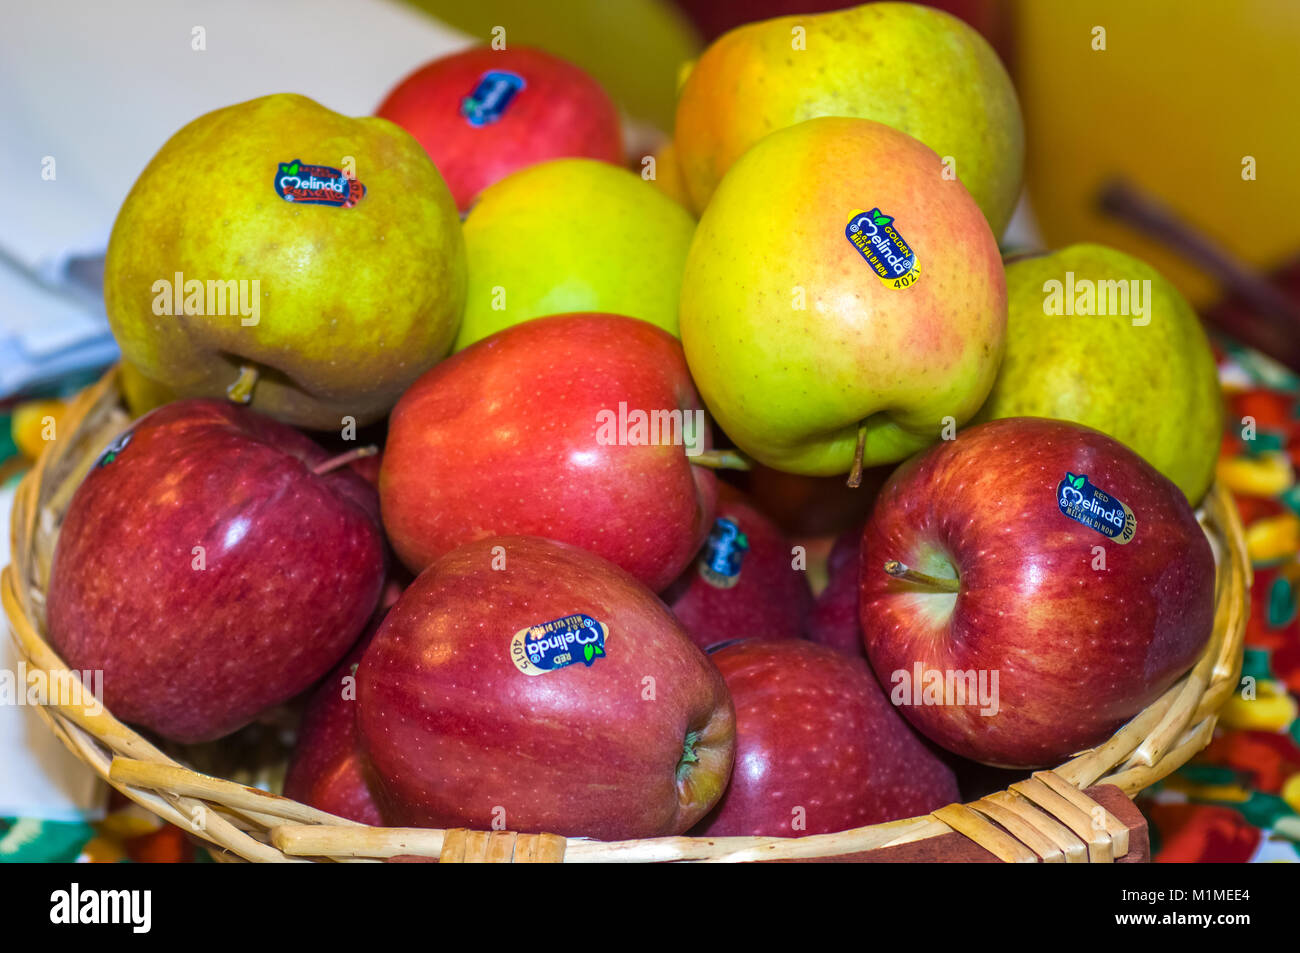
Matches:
[675,1,1023,236]
[104,94,466,430]
[454,159,695,350]
[679,117,1006,476]
[974,244,1223,503]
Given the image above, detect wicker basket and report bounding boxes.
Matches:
[3,366,1250,863]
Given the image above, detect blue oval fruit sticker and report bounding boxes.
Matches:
[698,517,749,589]
[1057,472,1137,544]
[846,208,921,289]
[510,613,608,676]
[274,160,365,208]
[461,70,526,127]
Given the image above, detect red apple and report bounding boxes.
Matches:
[47,400,387,743]
[356,536,735,840]
[375,45,624,213]
[693,640,959,837]
[736,463,886,537]
[380,313,718,591]
[805,525,867,659]
[662,485,812,651]
[859,417,1216,768]
[283,620,384,826]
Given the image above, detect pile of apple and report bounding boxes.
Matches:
[46,3,1223,842]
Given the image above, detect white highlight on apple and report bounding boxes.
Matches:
[889,663,999,717]
[0,663,102,716]
[595,402,706,457]
[1042,273,1151,326]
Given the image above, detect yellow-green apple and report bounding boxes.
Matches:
[674,1,1023,234]
[46,400,387,744]
[974,244,1224,504]
[680,117,1006,476]
[859,417,1216,768]
[805,526,867,659]
[283,620,384,826]
[355,536,736,839]
[661,485,812,651]
[454,159,695,349]
[103,94,466,430]
[693,640,959,836]
[375,45,623,213]
[119,360,177,418]
[381,313,718,590]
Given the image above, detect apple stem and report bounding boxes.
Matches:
[225,365,260,405]
[312,445,378,476]
[1097,179,1300,372]
[690,449,752,471]
[883,560,960,593]
[846,420,868,488]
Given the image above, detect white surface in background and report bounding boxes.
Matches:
[0,0,470,281]
[1002,191,1044,252]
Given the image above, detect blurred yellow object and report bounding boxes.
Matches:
[1217,452,1295,499]
[1244,512,1300,564]
[647,142,693,212]
[96,812,163,840]
[1015,0,1300,307]
[1163,777,1251,803]
[1282,774,1300,814]
[399,0,700,131]
[11,399,68,459]
[1220,679,1298,731]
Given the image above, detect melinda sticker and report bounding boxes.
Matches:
[698,517,749,589]
[461,70,526,126]
[846,208,921,289]
[1057,472,1136,544]
[274,160,365,208]
[510,613,608,676]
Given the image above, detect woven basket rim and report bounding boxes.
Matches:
[2,366,1251,863]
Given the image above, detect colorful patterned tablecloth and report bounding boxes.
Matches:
[1135,341,1300,862]
[3,341,1299,863]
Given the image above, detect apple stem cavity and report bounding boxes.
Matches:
[312,445,378,476]
[883,560,960,593]
[689,449,751,471]
[846,420,868,488]
[225,365,260,405]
